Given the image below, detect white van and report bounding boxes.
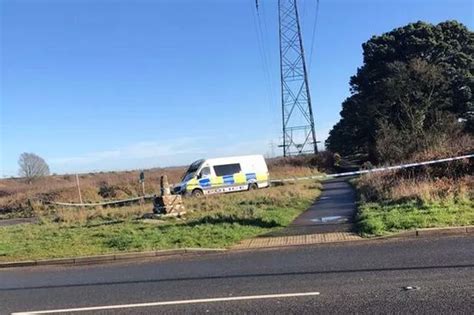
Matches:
[173,155,270,196]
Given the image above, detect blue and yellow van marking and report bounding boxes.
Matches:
[183,172,269,193]
[198,178,211,188]
[210,176,224,187]
[223,175,235,185]
[245,173,257,181]
[234,173,247,184]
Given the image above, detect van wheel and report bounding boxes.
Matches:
[248,183,258,191]
[192,189,204,197]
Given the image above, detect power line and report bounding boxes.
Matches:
[254,0,279,134]
[251,1,274,119]
[257,3,275,107]
[301,0,310,31]
[308,0,320,71]
[258,1,279,119]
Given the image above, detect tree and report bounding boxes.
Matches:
[326,20,474,163]
[18,152,50,183]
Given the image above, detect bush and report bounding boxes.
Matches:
[98,181,117,199]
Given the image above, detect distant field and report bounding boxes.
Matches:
[0,166,185,219]
[0,180,321,262]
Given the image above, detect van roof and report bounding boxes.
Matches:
[206,154,264,160]
[193,155,265,165]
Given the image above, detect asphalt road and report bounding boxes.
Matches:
[1,235,473,314]
[266,177,357,237]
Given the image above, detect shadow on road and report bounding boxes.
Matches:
[185,215,280,229]
[3,263,473,291]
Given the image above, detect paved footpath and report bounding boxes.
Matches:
[233,231,362,249]
[236,177,360,249]
[269,177,357,236]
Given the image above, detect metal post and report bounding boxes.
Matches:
[278,0,286,157]
[294,0,318,153]
[75,174,83,204]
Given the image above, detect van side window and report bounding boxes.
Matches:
[213,163,241,177]
[200,167,211,178]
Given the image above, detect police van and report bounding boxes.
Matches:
[173,155,269,196]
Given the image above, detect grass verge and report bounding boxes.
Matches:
[357,199,473,236]
[0,182,320,262]
[355,174,473,236]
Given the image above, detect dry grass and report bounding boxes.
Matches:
[184,181,321,214]
[0,160,323,219]
[0,167,184,218]
[355,171,473,236]
[50,204,150,226]
[37,180,322,227]
[389,177,472,203]
[356,172,473,204]
[269,165,319,179]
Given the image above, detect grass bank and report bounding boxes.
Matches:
[0,181,320,262]
[355,174,473,236]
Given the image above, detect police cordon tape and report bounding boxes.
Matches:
[48,195,155,207]
[47,153,473,207]
[269,153,474,184]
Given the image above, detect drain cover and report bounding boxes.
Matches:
[310,216,348,223]
[403,286,420,291]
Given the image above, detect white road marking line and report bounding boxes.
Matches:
[12,291,321,314]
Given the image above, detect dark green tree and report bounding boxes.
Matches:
[326,20,473,163]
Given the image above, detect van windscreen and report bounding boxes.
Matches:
[214,163,241,177]
[182,159,204,181]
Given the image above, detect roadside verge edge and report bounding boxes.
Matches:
[1,226,472,268]
[0,248,226,269]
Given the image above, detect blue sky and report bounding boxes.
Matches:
[1,0,472,176]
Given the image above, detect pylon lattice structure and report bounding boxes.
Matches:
[278,0,317,156]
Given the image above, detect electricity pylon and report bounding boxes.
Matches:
[278,0,317,156]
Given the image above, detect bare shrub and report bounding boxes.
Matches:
[18,153,50,183]
[376,112,474,165]
[357,172,473,204]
